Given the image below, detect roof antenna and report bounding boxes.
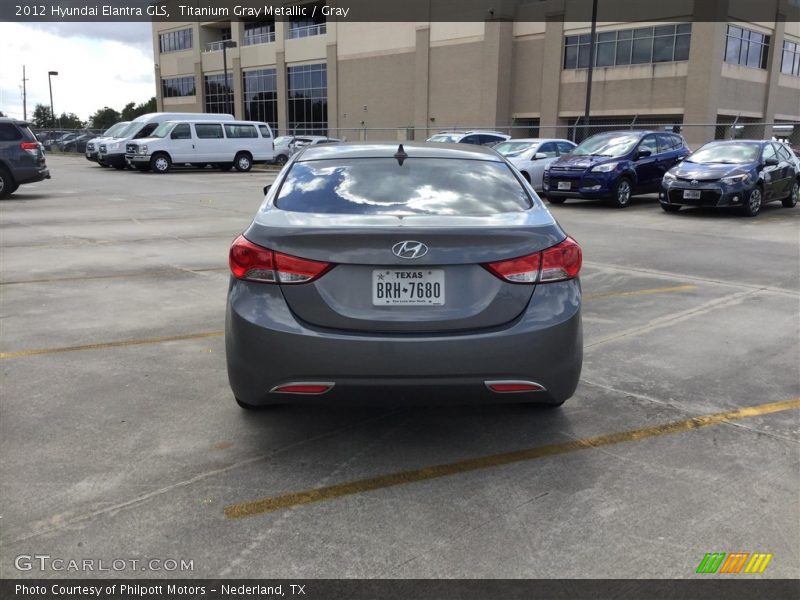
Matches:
[394,143,408,166]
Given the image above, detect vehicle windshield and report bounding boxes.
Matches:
[573,132,641,157]
[275,158,532,216]
[113,122,143,139]
[493,141,537,157]
[686,142,760,164]
[103,122,130,137]
[150,122,176,138]
[427,134,462,143]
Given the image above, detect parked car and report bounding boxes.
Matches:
[291,135,342,149]
[543,130,690,207]
[271,135,297,166]
[427,130,511,145]
[493,138,577,191]
[779,141,800,172]
[659,140,798,217]
[59,133,92,153]
[98,112,234,170]
[0,117,50,199]
[125,120,275,173]
[225,142,583,409]
[86,121,131,164]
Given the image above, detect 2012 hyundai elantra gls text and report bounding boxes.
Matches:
[225,142,583,408]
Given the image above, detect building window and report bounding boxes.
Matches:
[159,28,193,54]
[243,21,275,45]
[724,25,770,69]
[287,16,327,39]
[564,24,691,69]
[781,40,800,76]
[243,69,278,132]
[287,63,327,135]
[161,76,196,98]
[204,73,233,114]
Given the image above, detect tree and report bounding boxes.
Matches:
[31,104,54,129]
[58,112,84,129]
[89,107,121,130]
[131,97,156,119]
[120,102,137,121]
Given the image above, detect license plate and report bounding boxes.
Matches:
[372,269,445,306]
[558,181,571,190]
[683,189,701,200]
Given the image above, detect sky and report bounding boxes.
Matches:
[0,22,155,123]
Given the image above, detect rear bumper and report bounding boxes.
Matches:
[225,279,583,406]
[15,165,50,185]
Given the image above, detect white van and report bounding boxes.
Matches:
[97,112,234,169]
[85,121,130,164]
[124,120,275,173]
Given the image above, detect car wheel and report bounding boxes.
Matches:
[275,154,288,167]
[150,153,171,174]
[234,152,253,172]
[609,177,633,208]
[219,163,233,171]
[742,185,763,217]
[660,203,681,213]
[0,168,13,199]
[782,180,799,208]
[546,196,566,205]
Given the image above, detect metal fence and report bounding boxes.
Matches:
[278,121,799,148]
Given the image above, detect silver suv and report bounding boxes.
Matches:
[0,118,50,199]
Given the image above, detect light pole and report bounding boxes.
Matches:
[222,40,237,116]
[582,0,598,142]
[48,71,58,128]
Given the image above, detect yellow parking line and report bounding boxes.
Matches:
[0,331,224,359]
[224,397,800,519]
[584,284,696,301]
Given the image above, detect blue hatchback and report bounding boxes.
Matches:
[543,130,690,208]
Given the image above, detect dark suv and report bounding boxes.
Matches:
[543,130,690,208]
[0,118,50,199]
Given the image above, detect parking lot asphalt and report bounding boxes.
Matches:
[1,154,798,578]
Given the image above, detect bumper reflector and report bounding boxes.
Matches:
[270,383,334,395]
[485,381,546,393]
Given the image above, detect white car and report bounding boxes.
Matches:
[272,136,298,166]
[494,138,577,191]
[292,135,342,150]
[427,130,511,145]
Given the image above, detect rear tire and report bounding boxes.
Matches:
[150,153,172,174]
[234,152,253,172]
[660,203,681,213]
[0,168,14,199]
[782,180,799,208]
[275,154,288,167]
[609,177,633,208]
[741,185,763,217]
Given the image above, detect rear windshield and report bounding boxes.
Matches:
[275,158,532,216]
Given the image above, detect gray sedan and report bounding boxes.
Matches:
[225,142,583,408]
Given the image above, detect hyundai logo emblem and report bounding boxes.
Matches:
[392,241,428,259]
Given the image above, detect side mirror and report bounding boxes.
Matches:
[636,149,652,159]
[533,152,548,160]
[675,156,685,162]
[765,157,779,167]
[262,184,272,196]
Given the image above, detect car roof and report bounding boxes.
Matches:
[297,141,504,162]
[501,138,574,143]
[700,139,766,145]
[0,117,29,127]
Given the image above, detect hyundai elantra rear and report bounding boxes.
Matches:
[225,142,582,408]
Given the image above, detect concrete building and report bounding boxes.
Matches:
[152,1,800,147]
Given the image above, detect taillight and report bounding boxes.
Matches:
[20,142,39,156]
[483,237,582,284]
[229,235,332,284]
